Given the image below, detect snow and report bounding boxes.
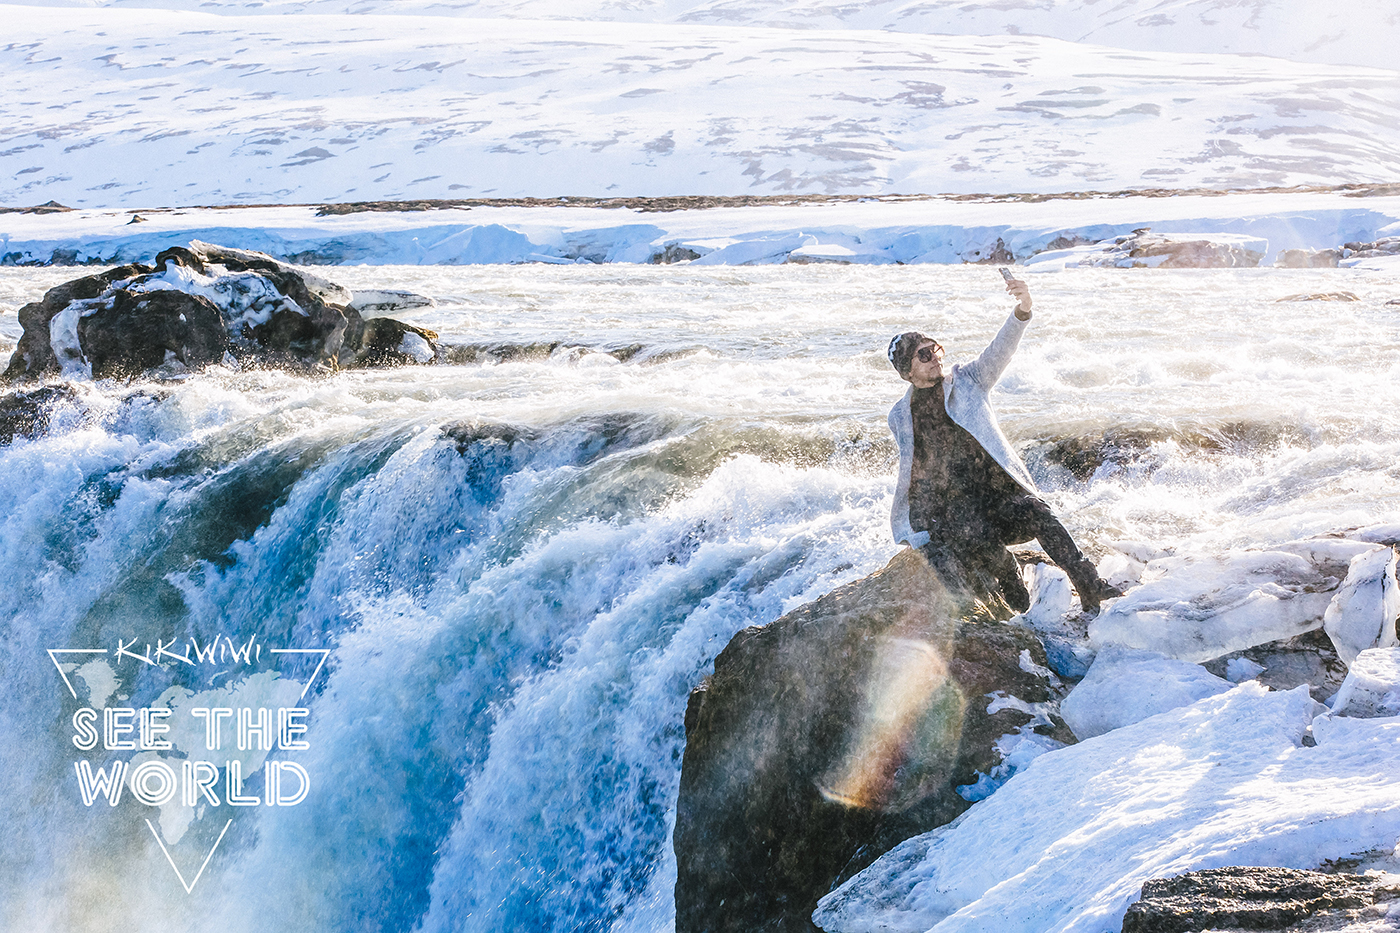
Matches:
[813,682,1400,933]
[1330,648,1400,718]
[13,0,1398,73]
[1088,548,1344,664]
[2,4,1399,209]
[1059,646,1232,740]
[5,190,1400,267]
[1323,546,1400,667]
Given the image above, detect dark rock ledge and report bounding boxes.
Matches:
[3,241,438,382]
[674,548,1073,932]
[1123,866,1400,933]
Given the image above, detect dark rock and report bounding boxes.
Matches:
[1201,628,1348,705]
[342,314,439,368]
[674,549,1071,933]
[1037,422,1298,483]
[1072,230,1263,269]
[1044,233,1096,251]
[966,236,1015,264]
[3,242,437,381]
[3,264,154,380]
[0,385,81,444]
[1275,292,1359,302]
[1121,866,1400,933]
[78,289,229,379]
[1126,233,1262,268]
[650,243,703,264]
[1274,249,1342,268]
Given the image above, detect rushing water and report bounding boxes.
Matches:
[0,263,1397,933]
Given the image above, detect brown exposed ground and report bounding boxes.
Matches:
[5,183,1399,216]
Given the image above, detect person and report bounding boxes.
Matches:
[886,274,1122,615]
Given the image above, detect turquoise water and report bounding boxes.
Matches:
[0,263,1396,932]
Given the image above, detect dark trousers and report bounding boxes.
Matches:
[918,492,1100,613]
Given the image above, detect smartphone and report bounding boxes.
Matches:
[998,267,1015,282]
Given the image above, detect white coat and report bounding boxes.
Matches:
[888,311,1038,548]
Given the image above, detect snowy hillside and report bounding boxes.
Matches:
[3,4,1399,209]
[17,0,1400,71]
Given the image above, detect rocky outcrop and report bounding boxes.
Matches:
[3,241,438,382]
[1090,229,1264,268]
[1275,291,1359,302]
[673,549,1072,933]
[78,287,230,379]
[4,263,155,378]
[1274,248,1342,268]
[0,385,81,444]
[1275,238,1400,267]
[1121,867,1400,933]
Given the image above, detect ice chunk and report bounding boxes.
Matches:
[1060,646,1231,740]
[1329,647,1400,718]
[1009,563,1090,678]
[1226,657,1267,683]
[814,684,1400,933]
[1014,562,1074,634]
[1323,546,1400,667]
[1089,549,1337,663]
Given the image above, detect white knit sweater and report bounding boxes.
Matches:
[887,311,1038,548]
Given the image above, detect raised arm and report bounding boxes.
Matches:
[961,275,1033,390]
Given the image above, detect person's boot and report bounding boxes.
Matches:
[1076,577,1125,616]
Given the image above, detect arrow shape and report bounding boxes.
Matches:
[269,648,332,699]
[146,818,233,894]
[47,648,107,699]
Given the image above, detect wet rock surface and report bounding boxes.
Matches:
[3,241,438,382]
[0,384,82,444]
[674,549,1071,933]
[1121,867,1400,933]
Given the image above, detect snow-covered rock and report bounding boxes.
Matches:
[814,683,1400,933]
[1059,646,1232,740]
[1089,549,1341,664]
[2,242,439,380]
[1024,229,1266,270]
[1329,648,1400,719]
[1323,546,1400,667]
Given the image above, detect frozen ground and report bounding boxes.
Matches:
[2,0,1399,208]
[814,683,1400,933]
[18,0,1399,71]
[4,188,1400,266]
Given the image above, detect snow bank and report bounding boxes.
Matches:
[1331,648,1400,719]
[1059,646,1232,740]
[813,683,1400,933]
[1088,549,1340,664]
[5,191,1400,267]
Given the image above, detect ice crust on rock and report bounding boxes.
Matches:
[1088,549,1340,663]
[1022,231,1268,271]
[1330,648,1400,719]
[813,683,1400,933]
[1323,546,1400,667]
[1059,646,1232,740]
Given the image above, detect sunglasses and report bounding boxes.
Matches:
[916,343,942,364]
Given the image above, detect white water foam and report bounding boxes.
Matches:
[0,263,1396,931]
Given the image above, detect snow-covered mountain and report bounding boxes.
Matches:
[17,0,1399,71]
[3,3,1398,208]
